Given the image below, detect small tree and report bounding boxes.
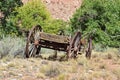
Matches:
[11,0,51,30]
[10,0,66,34]
[71,0,120,47]
[0,0,23,35]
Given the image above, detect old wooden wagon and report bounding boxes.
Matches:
[24,25,92,59]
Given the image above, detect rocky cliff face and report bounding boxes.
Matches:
[43,0,82,21]
[22,0,82,21]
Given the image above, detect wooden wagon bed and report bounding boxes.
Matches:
[39,32,70,44]
[37,32,70,51]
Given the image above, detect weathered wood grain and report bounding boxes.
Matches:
[39,32,70,44]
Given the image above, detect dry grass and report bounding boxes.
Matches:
[112,68,120,80]
[0,42,120,80]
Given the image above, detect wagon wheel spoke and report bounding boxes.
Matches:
[25,25,42,58]
[68,48,74,57]
[67,32,81,59]
[85,36,92,59]
[69,50,75,58]
[28,44,36,57]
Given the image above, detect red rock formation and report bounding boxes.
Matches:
[22,0,82,21]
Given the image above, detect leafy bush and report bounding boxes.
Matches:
[44,19,67,34]
[70,0,120,47]
[10,0,67,34]
[0,0,23,35]
[10,0,50,30]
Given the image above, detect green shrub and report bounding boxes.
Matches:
[0,0,23,35]
[10,0,67,34]
[44,19,67,34]
[70,0,120,47]
[10,0,51,30]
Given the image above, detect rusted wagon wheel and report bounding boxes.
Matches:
[25,25,42,58]
[67,32,81,59]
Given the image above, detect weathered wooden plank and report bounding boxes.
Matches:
[39,40,68,51]
[39,32,70,44]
